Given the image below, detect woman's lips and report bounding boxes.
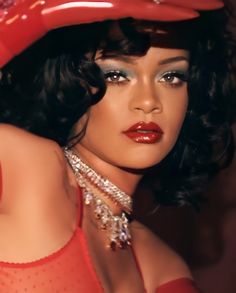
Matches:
[123,122,163,144]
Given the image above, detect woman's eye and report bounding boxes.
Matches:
[104,71,129,84]
[159,72,188,87]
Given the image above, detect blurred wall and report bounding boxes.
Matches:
[135,1,236,291]
[135,131,236,293]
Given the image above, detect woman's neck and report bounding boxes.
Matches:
[74,145,143,197]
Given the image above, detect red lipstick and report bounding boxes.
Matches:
[123,122,163,144]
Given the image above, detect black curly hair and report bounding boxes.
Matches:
[0,8,235,208]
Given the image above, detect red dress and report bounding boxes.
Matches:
[0,183,200,292]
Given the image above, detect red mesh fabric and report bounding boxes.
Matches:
[0,180,199,292]
[156,278,201,293]
[0,228,103,293]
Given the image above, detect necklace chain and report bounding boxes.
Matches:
[64,147,132,213]
[63,147,132,250]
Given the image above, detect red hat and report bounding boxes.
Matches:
[0,0,224,67]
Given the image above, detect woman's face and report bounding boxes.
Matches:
[75,46,189,170]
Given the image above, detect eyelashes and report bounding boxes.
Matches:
[104,70,130,84]
[159,71,189,87]
[102,69,188,87]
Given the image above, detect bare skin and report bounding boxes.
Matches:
[75,46,189,212]
[0,124,192,292]
[0,46,192,292]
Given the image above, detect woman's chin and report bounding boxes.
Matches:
[118,158,161,173]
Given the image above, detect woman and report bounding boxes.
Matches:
[0,0,235,292]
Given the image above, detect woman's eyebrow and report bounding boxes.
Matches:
[158,56,189,65]
[114,56,136,64]
[97,55,189,66]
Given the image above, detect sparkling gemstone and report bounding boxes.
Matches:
[87,171,93,178]
[119,231,128,242]
[105,186,110,193]
[64,148,133,250]
[84,192,93,205]
[96,199,102,205]
[101,214,109,228]
[94,205,103,218]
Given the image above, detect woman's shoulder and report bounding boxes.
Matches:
[0,124,68,210]
[0,123,60,153]
[130,220,193,291]
[0,123,64,168]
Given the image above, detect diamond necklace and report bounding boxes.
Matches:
[64,147,132,214]
[64,147,132,250]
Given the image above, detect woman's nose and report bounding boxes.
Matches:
[129,80,162,114]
